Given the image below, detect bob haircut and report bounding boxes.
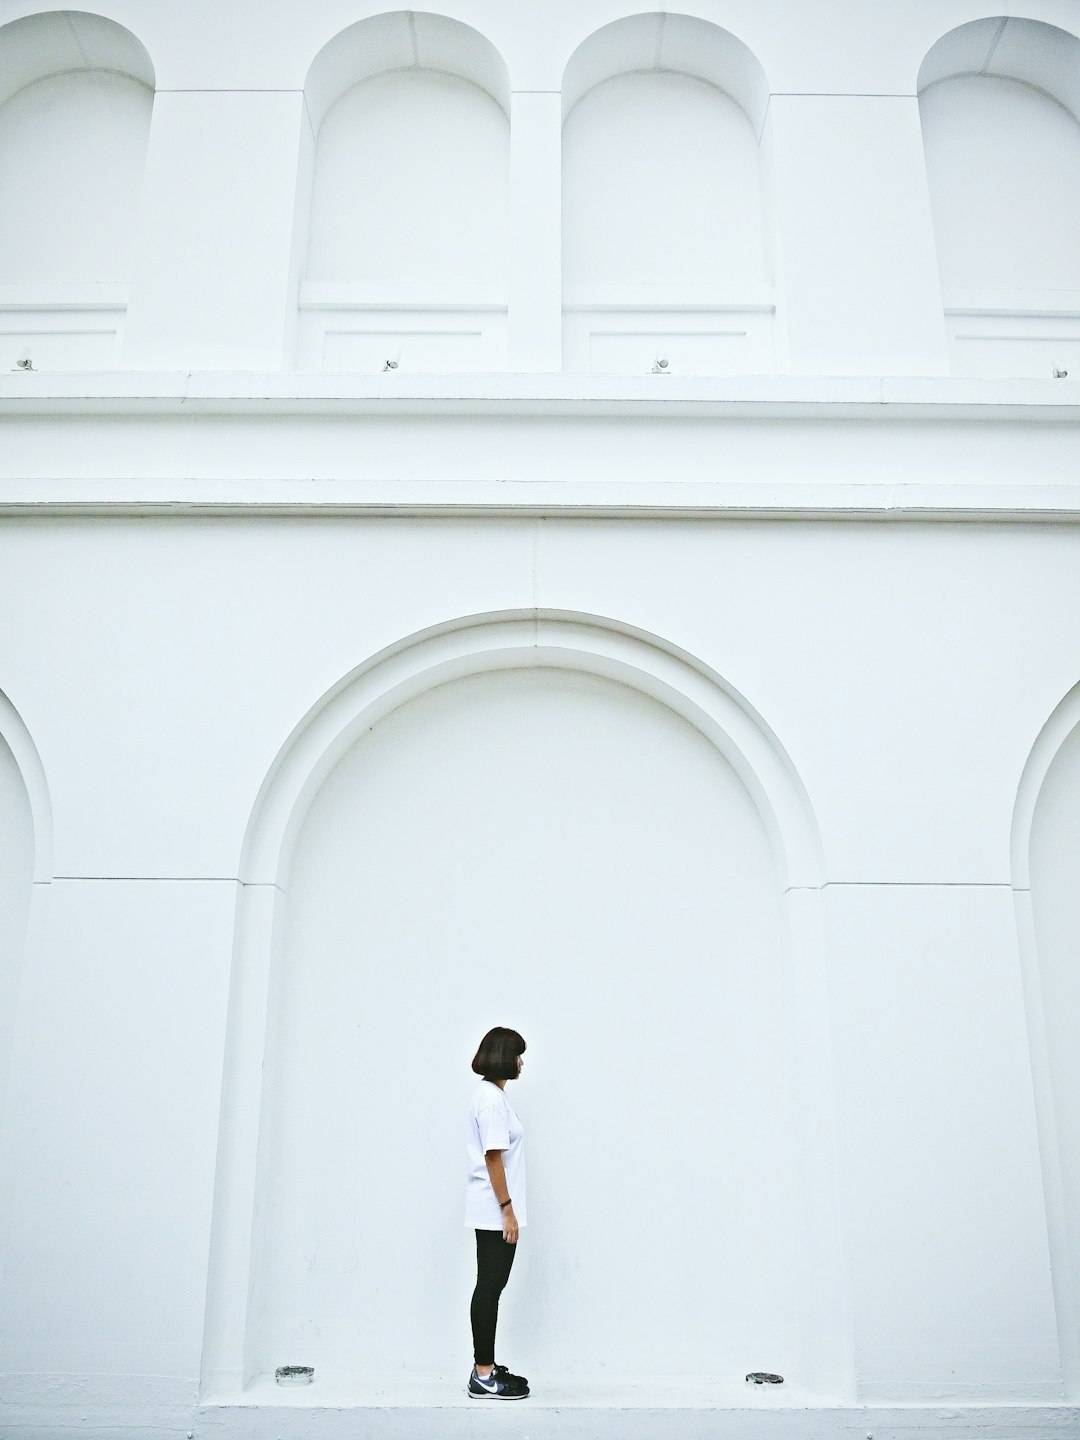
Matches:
[472,1027,526,1082]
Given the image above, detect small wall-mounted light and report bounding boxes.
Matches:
[1053,364,1069,379]
[651,352,670,375]
[275,1365,314,1386]
[12,349,33,372]
[383,348,401,373]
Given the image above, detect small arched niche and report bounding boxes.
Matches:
[296,12,510,373]
[918,18,1080,378]
[561,14,774,376]
[1019,687,1080,1396]
[0,11,154,371]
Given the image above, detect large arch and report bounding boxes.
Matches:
[1012,681,1080,1398]
[202,612,851,1399]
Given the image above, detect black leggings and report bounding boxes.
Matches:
[470,1228,517,1365]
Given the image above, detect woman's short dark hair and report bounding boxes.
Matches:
[472,1027,526,1081]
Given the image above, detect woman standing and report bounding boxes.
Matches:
[465,1026,530,1399]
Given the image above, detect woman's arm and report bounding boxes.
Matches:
[484,1149,519,1243]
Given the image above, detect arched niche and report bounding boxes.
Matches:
[0,689,52,1139]
[296,12,511,373]
[918,18,1080,378]
[561,14,774,377]
[201,613,852,1401]
[1013,683,1080,1398]
[0,10,154,371]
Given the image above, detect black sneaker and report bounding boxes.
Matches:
[468,1366,529,1399]
[494,1363,529,1388]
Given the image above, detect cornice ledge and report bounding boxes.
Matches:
[1,372,1080,421]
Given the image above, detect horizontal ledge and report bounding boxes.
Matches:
[943,287,1080,319]
[192,1399,1080,1435]
[4,480,1080,522]
[563,285,775,313]
[0,282,129,312]
[299,282,507,312]
[2,372,1080,418]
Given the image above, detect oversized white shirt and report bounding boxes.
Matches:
[465,1080,527,1230]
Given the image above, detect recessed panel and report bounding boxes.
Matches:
[254,667,801,1391]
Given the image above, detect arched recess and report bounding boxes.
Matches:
[295,12,510,372]
[201,612,852,1401]
[1012,681,1080,1398]
[918,17,1080,378]
[0,10,154,371]
[0,688,52,1141]
[561,14,774,376]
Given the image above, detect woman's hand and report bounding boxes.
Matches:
[485,1149,519,1242]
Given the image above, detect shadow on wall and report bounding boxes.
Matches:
[0,689,51,1137]
[1014,680,1080,1402]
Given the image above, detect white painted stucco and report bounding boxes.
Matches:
[1,2,1080,1438]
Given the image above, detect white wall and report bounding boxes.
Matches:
[2,0,1080,1435]
[0,504,1077,1430]
[306,72,508,287]
[254,666,800,1384]
[1,1,1076,378]
[0,70,152,283]
[563,74,766,290]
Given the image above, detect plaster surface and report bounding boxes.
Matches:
[2,2,1080,1436]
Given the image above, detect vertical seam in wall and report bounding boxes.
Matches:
[181,376,196,480]
[64,12,91,69]
[300,89,316,146]
[653,14,666,71]
[531,520,541,612]
[983,17,1009,73]
[757,90,772,143]
[407,12,420,69]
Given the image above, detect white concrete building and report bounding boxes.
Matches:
[1,3,1080,1437]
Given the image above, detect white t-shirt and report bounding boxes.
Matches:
[465,1080,527,1230]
